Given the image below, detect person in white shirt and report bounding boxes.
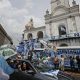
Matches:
[60,55,65,71]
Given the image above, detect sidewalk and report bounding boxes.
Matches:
[64,71,80,80]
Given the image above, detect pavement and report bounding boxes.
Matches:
[64,71,80,80]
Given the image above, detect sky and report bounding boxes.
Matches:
[0,0,80,45]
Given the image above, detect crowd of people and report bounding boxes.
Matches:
[0,48,80,80]
[51,54,80,71]
[0,38,80,80]
[30,47,80,72]
[16,39,80,72]
[8,54,30,72]
[17,41,80,73]
[69,55,80,71]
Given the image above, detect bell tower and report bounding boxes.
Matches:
[51,0,70,13]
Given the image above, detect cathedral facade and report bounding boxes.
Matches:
[24,0,80,47]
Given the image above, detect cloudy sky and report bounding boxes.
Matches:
[0,0,80,44]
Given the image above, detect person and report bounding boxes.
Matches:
[22,62,30,71]
[76,56,80,71]
[17,64,22,71]
[53,56,59,69]
[70,56,74,71]
[53,46,57,56]
[43,49,48,57]
[28,50,33,62]
[16,54,22,60]
[47,55,51,61]
[32,52,37,60]
[21,62,27,72]
[49,49,55,57]
[73,55,77,71]
[60,55,65,71]
[9,59,15,68]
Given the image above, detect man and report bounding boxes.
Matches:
[53,46,57,56]
[76,56,80,71]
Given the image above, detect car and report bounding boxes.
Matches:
[34,62,73,80]
[0,44,17,59]
[6,57,74,80]
[7,59,57,80]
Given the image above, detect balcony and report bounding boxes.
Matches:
[44,32,80,41]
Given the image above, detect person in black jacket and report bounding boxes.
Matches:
[70,56,74,71]
[76,56,80,71]
[28,50,33,62]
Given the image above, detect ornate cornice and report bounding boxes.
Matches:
[24,26,45,32]
[45,12,80,24]
[45,5,79,24]
[54,5,69,12]
[51,5,69,16]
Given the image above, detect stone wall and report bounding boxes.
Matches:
[52,38,80,47]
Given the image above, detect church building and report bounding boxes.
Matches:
[24,0,80,47]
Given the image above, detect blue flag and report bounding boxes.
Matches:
[0,56,14,75]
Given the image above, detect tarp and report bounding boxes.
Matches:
[0,68,9,80]
[40,70,59,79]
[0,56,14,75]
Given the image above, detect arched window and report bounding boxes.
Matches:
[58,25,66,36]
[59,43,68,47]
[27,33,33,40]
[37,31,43,39]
